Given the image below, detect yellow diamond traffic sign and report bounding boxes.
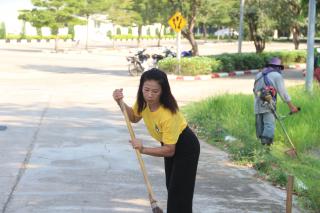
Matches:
[168,11,187,33]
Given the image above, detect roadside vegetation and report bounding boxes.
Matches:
[182,84,320,212]
[158,50,306,75]
[4,34,73,41]
[8,0,320,54]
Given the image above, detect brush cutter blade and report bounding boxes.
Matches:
[285,148,297,158]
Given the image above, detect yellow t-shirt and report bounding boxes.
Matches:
[133,102,187,145]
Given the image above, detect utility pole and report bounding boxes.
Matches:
[306,0,317,92]
[238,0,245,53]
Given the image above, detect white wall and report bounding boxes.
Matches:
[3,14,167,39]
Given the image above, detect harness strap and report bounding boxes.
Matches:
[262,67,281,102]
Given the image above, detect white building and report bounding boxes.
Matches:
[1,12,168,41]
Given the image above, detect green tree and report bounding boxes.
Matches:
[107,0,138,26]
[198,0,238,41]
[197,0,214,40]
[116,27,121,35]
[107,30,112,38]
[169,0,203,56]
[68,25,75,39]
[23,0,85,51]
[106,0,141,44]
[18,9,50,37]
[128,27,133,35]
[78,0,114,50]
[18,11,28,39]
[129,0,153,46]
[147,0,171,46]
[245,0,276,53]
[108,0,170,46]
[275,0,307,50]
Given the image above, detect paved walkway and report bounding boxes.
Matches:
[0,46,305,213]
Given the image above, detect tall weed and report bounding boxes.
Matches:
[183,84,320,212]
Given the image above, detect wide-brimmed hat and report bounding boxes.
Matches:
[267,57,284,70]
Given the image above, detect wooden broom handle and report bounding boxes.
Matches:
[119,100,156,202]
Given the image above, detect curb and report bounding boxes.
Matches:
[167,69,260,81]
[167,64,306,81]
[287,63,306,69]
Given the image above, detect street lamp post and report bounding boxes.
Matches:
[238,0,245,53]
[306,0,317,92]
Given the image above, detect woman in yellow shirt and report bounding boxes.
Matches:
[113,68,200,213]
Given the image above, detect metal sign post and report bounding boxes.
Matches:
[238,0,245,53]
[168,11,187,75]
[177,31,181,74]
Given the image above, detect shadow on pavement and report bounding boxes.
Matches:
[22,64,130,77]
[0,48,43,53]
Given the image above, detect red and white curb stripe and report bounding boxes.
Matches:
[167,64,307,81]
[287,63,306,69]
[168,69,260,80]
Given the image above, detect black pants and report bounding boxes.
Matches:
[164,126,200,213]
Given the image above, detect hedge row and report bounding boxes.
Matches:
[5,34,73,40]
[158,50,307,75]
[274,37,320,43]
[109,34,175,40]
[158,57,221,75]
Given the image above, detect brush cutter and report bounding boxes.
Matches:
[265,97,300,158]
[119,100,163,213]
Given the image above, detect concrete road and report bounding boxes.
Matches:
[0,45,305,213]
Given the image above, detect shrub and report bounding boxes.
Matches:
[107,30,112,38]
[158,58,177,73]
[116,27,121,35]
[0,22,6,39]
[261,51,307,65]
[155,28,160,36]
[214,54,235,72]
[110,34,174,40]
[179,57,215,75]
[158,50,307,75]
[4,34,73,40]
[228,53,264,71]
[6,34,20,39]
[68,25,75,40]
[111,35,138,40]
[158,57,220,75]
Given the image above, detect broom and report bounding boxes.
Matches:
[119,100,163,213]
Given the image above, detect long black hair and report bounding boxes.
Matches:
[137,68,178,114]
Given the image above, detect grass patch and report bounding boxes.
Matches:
[183,84,320,212]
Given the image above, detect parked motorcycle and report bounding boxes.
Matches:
[151,48,193,67]
[151,54,164,66]
[181,50,192,57]
[151,47,175,64]
[163,47,177,58]
[126,49,151,76]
